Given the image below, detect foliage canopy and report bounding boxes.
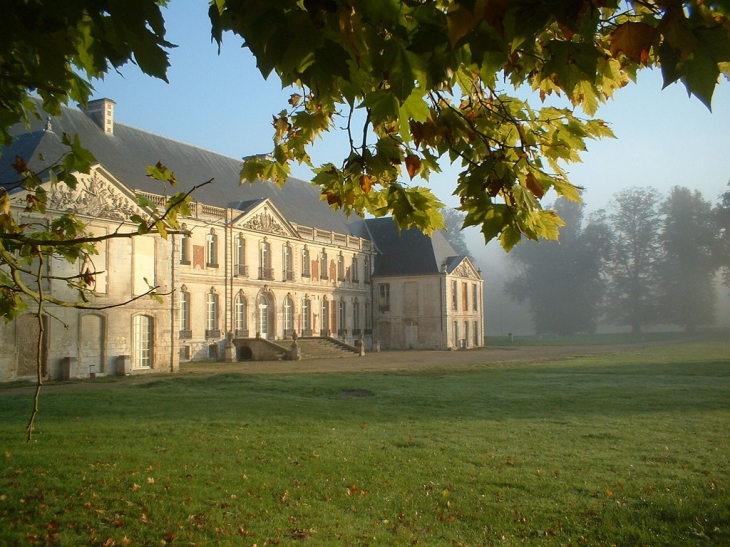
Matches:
[2,0,729,250]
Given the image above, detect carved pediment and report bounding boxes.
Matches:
[48,170,143,222]
[242,210,288,235]
[451,258,481,280]
[234,199,299,238]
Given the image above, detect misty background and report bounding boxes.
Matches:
[449,187,730,336]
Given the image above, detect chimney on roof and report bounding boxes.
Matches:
[83,98,116,135]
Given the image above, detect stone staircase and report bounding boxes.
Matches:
[296,337,359,360]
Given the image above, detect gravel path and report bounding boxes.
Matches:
[0,342,660,397]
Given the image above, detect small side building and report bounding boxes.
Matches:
[366,218,484,350]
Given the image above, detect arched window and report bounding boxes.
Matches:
[284,295,294,336]
[302,296,311,334]
[206,230,218,268]
[337,253,345,281]
[320,249,328,280]
[365,300,372,332]
[180,226,191,265]
[259,240,273,280]
[351,255,359,283]
[235,235,247,276]
[338,299,346,334]
[364,255,371,283]
[283,244,294,281]
[353,299,360,334]
[179,287,191,338]
[258,293,269,337]
[235,292,247,336]
[321,297,330,334]
[133,315,153,369]
[302,246,311,278]
[206,290,219,337]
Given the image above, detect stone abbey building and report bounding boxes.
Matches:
[0,99,484,382]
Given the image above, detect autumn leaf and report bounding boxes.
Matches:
[405,154,421,179]
[525,173,545,199]
[359,174,373,193]
[324,191,341,206]
[609,22,655,64]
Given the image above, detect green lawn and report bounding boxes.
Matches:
[1,340,728,546]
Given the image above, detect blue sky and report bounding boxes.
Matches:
[92,2,730,214]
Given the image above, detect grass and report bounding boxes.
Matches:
[0,340,728,546]
[485,331,700,346]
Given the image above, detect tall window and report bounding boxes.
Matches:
[302,296,311,333]
[321,298,330,333]
[364,256,371,283]
[206,291,219,335]
[365,301,371,331]
[235,293,247,334]
[133,315,153,369]
[206,231,218,268]
[259,240,273,280]
[284,296,294,334]
[462,282,468,311]
[353,300,360,333]
[473,321,479,346]
[337,253,345,281]
[302,247,311,277]
[453,321,459,348]
[351,256,359,283]
[258,294,269,336]
[464,321,470,348]
[320,249,328,280]
[283,244,294,281]
[180,231,191,265]
[472,283,478,311]
[179,289,190,338]
[452,281,458,310]
[378,283,390,311]
[338,300,346,333]
[235,235,247,276]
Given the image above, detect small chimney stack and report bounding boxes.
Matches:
[83,98,116,135]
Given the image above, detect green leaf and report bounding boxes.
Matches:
[359,89,400,124]
[146,162,178,185]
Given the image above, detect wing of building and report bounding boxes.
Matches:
[0,99,484,382]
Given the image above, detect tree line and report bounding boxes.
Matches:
[504,184,730,334]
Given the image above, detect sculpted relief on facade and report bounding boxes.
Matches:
[453,262,477,279]
[242,211,287,236]
[49,173,140,222]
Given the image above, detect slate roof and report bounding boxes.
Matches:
[0,99,366,237]
[364,217,459,277]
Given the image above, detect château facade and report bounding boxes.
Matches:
[0,99,484,382]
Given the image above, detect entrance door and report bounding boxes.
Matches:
[404,321,418,349]
[80,314,104,376]
[16,314,48,377]
[378,321,391,349]
[258,295,268,339]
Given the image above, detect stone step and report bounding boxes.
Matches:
[296,338,358,360]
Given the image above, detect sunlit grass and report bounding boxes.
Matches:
[0,339,728,546]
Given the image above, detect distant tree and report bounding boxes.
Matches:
[657,187,719,332]
[604,187,662,333]
[505,199,611,335]
[717,182,730,289]
[442,209,472,259]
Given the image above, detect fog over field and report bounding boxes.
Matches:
[463,225,730,337]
